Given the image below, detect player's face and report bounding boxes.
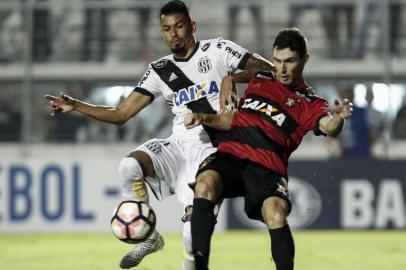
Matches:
[273,47,308,87]
[160,13,196,57]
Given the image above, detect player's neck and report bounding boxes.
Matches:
[173,39,197,59]
[286,78,307,92]
[290,76,305,88]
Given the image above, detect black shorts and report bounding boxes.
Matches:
[196,152,292,221]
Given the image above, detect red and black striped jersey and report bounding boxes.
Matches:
[217,72,330,179]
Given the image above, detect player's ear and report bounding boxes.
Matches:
[303,53,310,64]
[191,20,196,34]
[160,27,167,42]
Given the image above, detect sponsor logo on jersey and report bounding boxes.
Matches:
[198,57,212,73]
[201,42,210,51]
[138,68,151,86]
[153,59,168,69]
[225,46,243,59]
[241,98,286,126]
[173,81,220,106]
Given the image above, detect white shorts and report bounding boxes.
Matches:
[135,135,216,206]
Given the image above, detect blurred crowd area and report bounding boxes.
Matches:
[1,0,406,62]
[1,0,406,160]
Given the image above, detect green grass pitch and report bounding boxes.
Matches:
[0,230,405,270]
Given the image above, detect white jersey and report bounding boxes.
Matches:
[134,38,250,144]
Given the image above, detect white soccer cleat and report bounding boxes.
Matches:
[119,231,165,269]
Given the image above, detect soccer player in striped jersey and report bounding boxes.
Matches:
[44,1,275,269]
[185,28,353,270]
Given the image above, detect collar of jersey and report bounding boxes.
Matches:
[287,82,309,93]
[173,41,200,62]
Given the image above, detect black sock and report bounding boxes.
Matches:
[191,198,216,270]
[269,225,295,270]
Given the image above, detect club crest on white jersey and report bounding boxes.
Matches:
[198,57,212,73]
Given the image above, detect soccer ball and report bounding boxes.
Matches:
[111,200,156,244]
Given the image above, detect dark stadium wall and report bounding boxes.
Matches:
[227,159,406,230]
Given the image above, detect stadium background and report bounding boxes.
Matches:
[0,0,406,269]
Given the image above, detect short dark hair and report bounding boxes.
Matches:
[160,0,191,23]
[273,27,308,57]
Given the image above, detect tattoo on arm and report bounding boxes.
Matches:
[231,71,252,83]
[232,55,275,83]
[244,55,275,74]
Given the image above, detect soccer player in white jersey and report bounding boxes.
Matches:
[44,1,275,269]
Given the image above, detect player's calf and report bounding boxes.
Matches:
[191,198,216,270]
[263,197,294,270]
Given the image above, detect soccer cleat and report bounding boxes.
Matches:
[119,231,165,269]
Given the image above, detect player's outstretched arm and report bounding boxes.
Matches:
[319,98,353,137]
[184,111,235,130]
[44,91,152,125]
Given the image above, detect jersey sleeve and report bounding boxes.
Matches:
[303,98,331,136]
[215,38,251,71]
[133,64,162,100]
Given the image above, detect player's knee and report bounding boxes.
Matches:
[118,157,149,201]
[118,156,144,181]
[127,150,155,177]
[193,180,209,198]
[194,171,222,201]
[262,197,289,229]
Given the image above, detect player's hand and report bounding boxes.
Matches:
[184,113,203,129]
[334,98,353,119]
[43,92,76,116]
[219,75,239,111]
